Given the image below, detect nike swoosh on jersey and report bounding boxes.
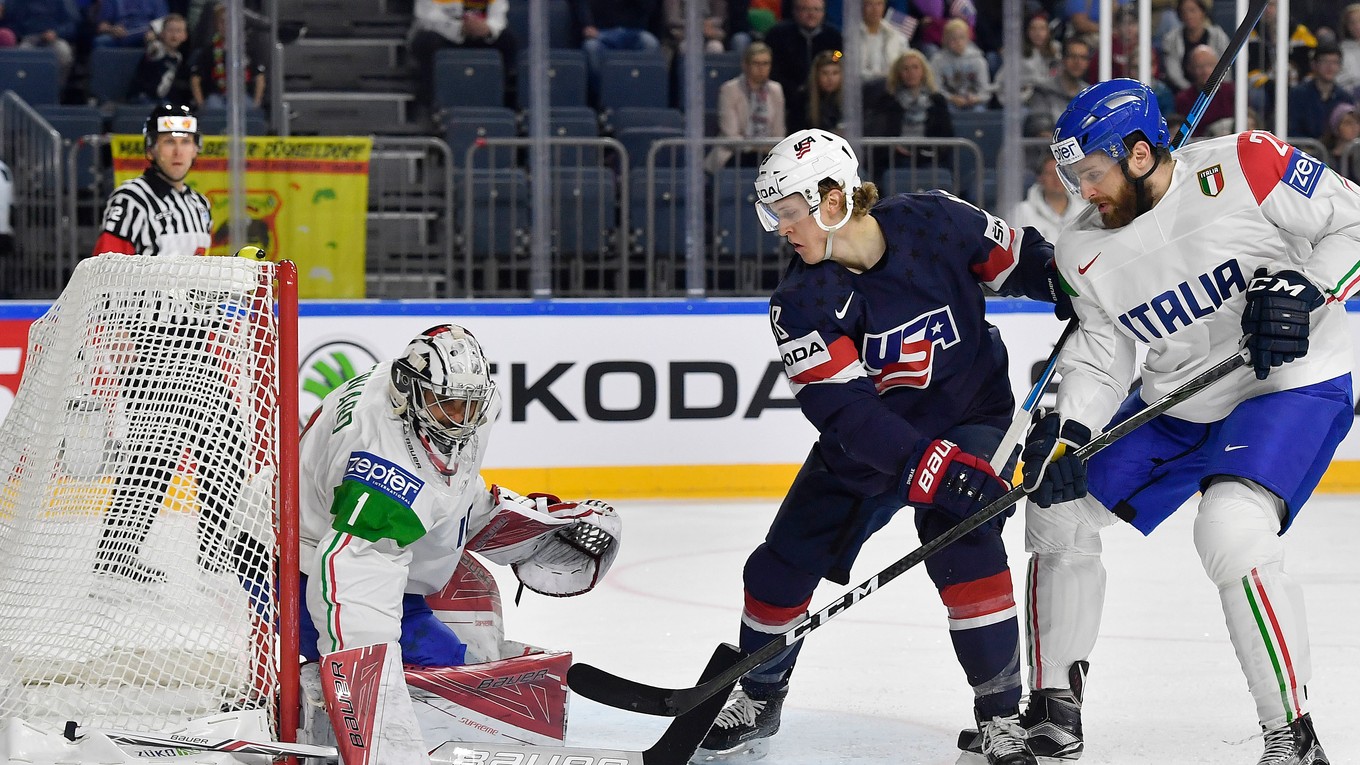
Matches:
[1078,253,1101,274]
[835,292,854,319]
[1224,444,1249,451]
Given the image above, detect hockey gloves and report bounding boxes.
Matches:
[1044,259,1075,321]
[901,439,1011,526]
[1020,411,1092,508]
[1242,267,1325,381]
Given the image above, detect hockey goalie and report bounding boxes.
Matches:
[297,324,622,764]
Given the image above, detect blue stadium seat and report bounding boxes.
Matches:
[444,106,518,168]
[550,166,616,257]
[0,50,61,105]
[433,49,504,110]
[951,110,1004,206]
[517,48,588,108]
[616,126,684,171]
[628,167,688,260]
[598,51,669,111]
[36,104,104,189]
[197,107,270,135]
[674,51,741,111]
[110,105,148,134]
[464,168,529,259]
[87,47,144,104]
[881,166,958,196]
[609,106,683,134]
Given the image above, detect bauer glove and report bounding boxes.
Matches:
[1242,267,1325,380]
[1020,410,1092,508]
[900,439,1011,526]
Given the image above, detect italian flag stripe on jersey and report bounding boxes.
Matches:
[320,532,356,653]
[1242,567,1302,723]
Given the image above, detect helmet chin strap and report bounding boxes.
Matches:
[813,192,856,262]
[1119,151,1163,218]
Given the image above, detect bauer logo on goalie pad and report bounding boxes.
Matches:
[344,451,423,506]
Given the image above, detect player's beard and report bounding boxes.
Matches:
[1096,177,1138,229]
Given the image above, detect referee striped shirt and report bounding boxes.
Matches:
[93,169,213,258]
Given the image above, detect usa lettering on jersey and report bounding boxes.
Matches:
[862,305,960,391]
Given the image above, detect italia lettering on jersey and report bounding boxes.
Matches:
[1114,258,1247,342]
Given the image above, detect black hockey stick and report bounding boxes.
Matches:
[1169,0,1269,149]
[568,351,1249,717]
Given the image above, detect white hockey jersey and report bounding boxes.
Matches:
[1055,131,1360,428]
[299,360,502,653]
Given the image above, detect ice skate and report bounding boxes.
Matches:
[689,684,787,763]
[1258,713,1329,765]
[970,712,1037,765]
[959,661,1086,761]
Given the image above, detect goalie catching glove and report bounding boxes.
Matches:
[900,439,1010,528]
[469,486,621,597]
[1020,410,1092,508]
[1241,267,1325,380]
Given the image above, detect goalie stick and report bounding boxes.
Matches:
[63,722,339,759]
[568,351,1250,717]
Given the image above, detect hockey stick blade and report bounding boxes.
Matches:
[568,352,1249,717]
[89,727,338,758]
[436,644,743,765]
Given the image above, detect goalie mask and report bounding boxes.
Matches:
[389,325,495,471]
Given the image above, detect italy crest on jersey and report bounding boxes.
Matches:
[862,306,960,391]
[1197,164,1224,197]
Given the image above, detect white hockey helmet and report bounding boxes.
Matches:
[389,325,495,456]
[754,129,863,234]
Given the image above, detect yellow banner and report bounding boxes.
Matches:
[112,135,372,298]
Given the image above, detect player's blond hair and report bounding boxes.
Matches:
[818,177,880,219]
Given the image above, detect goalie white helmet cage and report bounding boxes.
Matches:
[754,129,863,237]
[389,325,495,462]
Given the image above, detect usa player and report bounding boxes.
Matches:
[297,325,621,763]
[1018,79,1357,763]
[693,129,1069,765]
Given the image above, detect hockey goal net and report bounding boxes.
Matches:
[0,254,298,738]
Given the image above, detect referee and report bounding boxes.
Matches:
[92,103,244,584]
[94,103,212,258]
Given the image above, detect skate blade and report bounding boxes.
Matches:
[956,728,1079,763]
[955,750,1073,765]
[689,739,770,764]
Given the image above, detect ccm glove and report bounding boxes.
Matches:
[1242,267,1325,380]
[1020,411,1092,508]
[901,439,1010,524]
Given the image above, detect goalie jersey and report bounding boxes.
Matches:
[298,361,500,653]
[771,191,1062,497]
[1055,131,1360,429]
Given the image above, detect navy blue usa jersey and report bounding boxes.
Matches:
[770,191,1059,496]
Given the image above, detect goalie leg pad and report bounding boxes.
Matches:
[1024,495,1113,691]
[320,642,428,765]
[1196,478,1311,730]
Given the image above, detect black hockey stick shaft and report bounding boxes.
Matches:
[567,351,1249,717]
[1170,0,1269,149]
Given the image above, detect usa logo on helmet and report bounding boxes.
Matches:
[794,136,816,159]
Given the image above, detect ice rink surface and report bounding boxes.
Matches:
[494,494,1359,764]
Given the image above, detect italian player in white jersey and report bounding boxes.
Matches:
[297,325,621,763]
[1016,79,1357,764]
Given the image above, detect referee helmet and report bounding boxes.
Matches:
[144,103,202,153]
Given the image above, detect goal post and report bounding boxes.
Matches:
[0,254,300,748]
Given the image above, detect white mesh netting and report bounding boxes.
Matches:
[0,255,283,734]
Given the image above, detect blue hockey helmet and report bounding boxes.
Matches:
[1049,78,1169,195]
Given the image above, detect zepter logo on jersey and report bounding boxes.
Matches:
[862,306,961,390]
